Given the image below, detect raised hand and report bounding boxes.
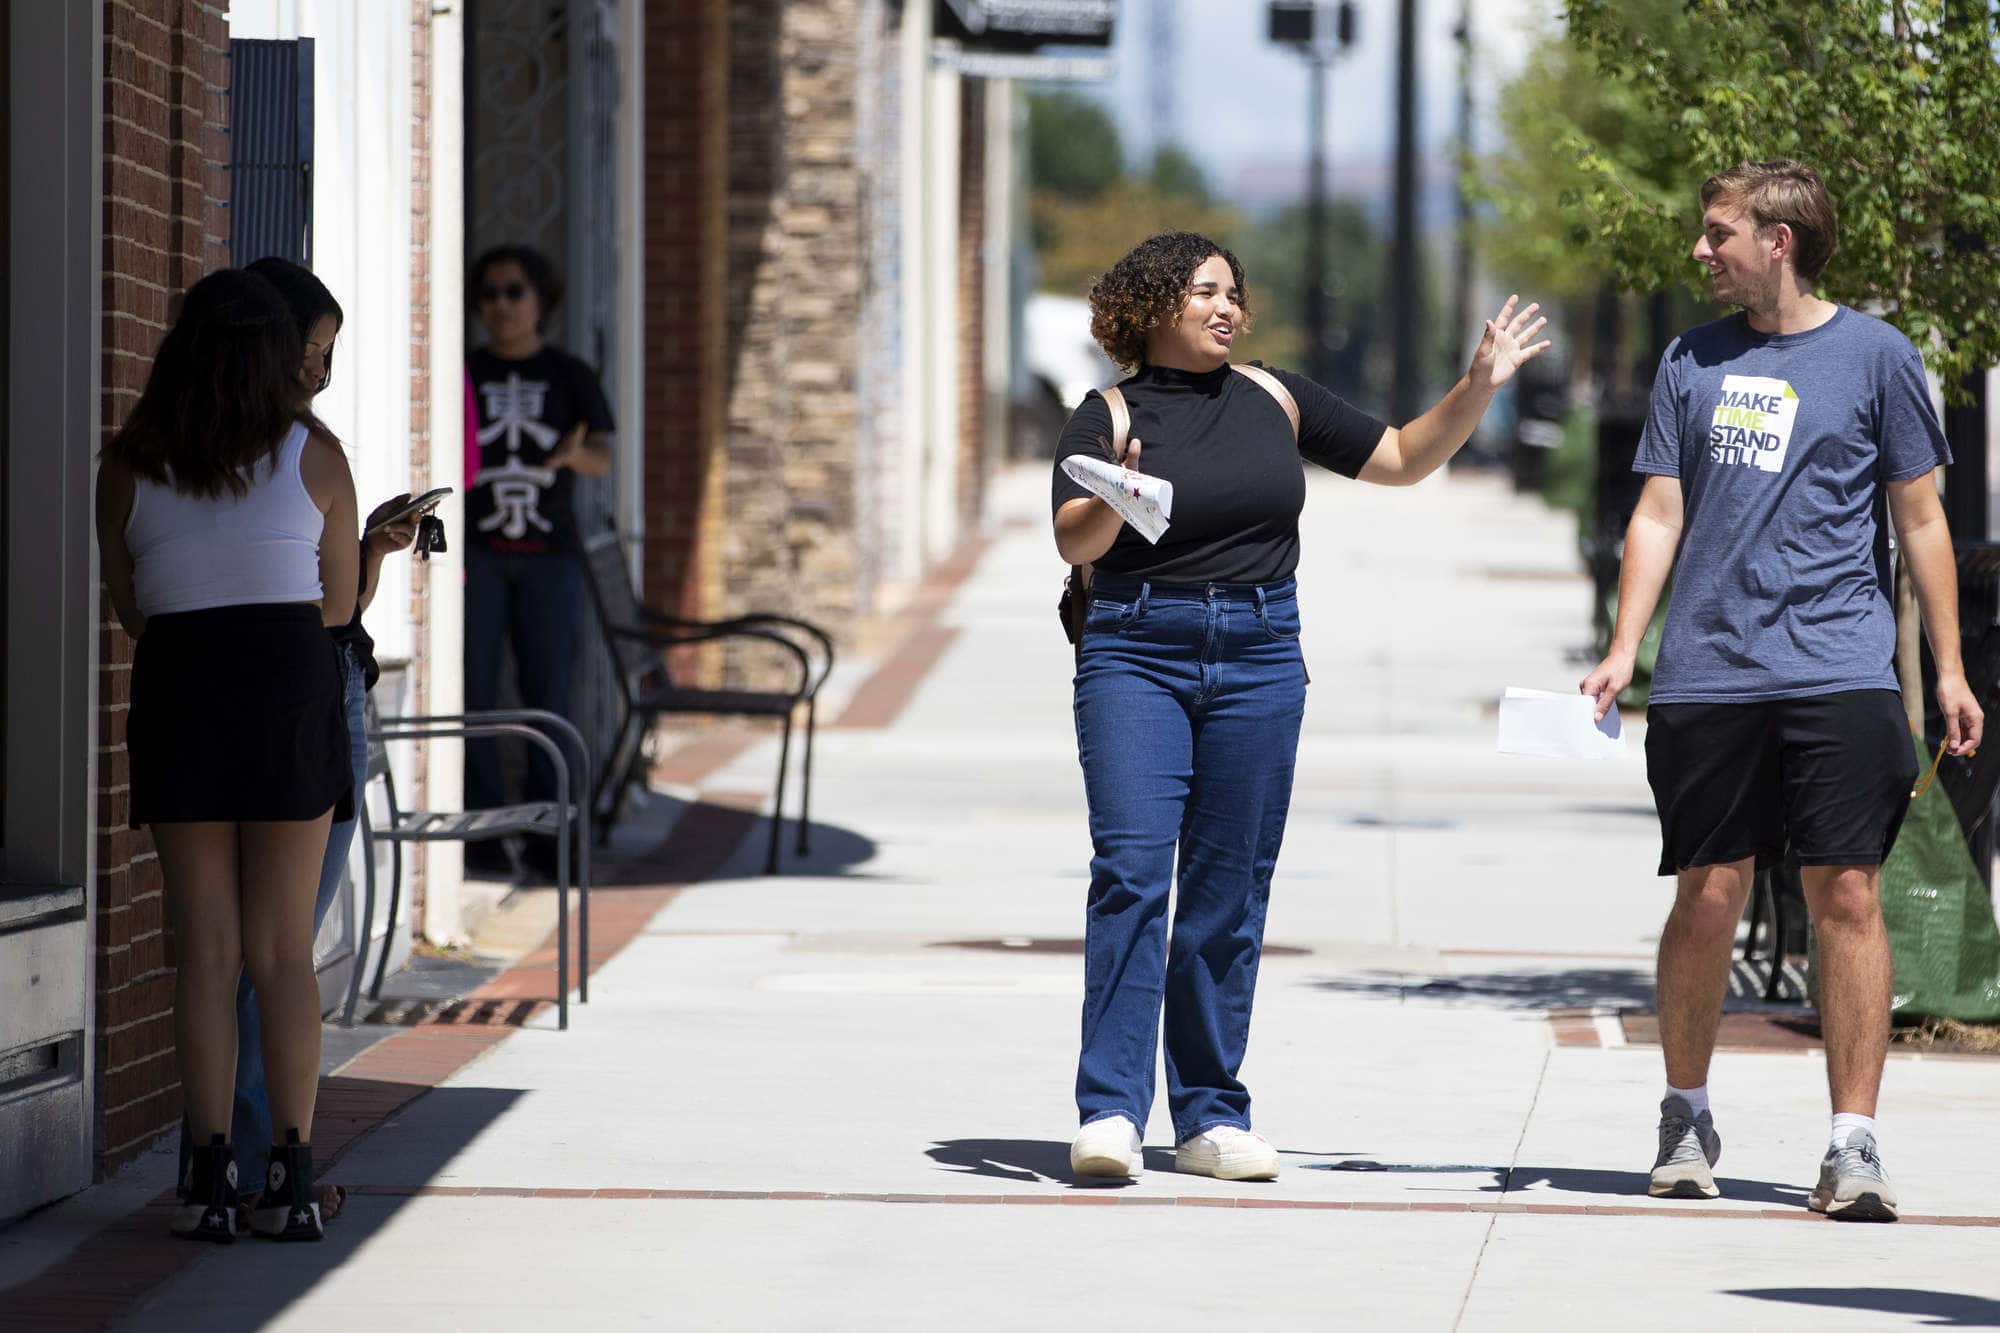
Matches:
[1469,294,1552,391]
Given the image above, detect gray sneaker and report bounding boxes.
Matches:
[1649,1094,1723,1199]
[1808,1128,1899,1222]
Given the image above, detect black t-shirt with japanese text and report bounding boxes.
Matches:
[466,344,615,556]
[1051,361,1388,584]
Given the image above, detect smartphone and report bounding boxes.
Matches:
[364,487,454,535]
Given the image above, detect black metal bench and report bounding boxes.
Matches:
[580,529,833,874]
[343,704,591,1031]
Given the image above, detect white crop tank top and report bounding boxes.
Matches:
[125,421,326,616]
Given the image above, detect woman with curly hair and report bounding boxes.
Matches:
[1055,230,1549,1182]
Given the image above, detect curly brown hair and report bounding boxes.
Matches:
[1088,231,1252,370]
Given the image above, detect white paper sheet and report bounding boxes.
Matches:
[1497,686,1624,760]
[1061,456,1174,545]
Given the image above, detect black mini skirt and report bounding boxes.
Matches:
[130,603,354,825]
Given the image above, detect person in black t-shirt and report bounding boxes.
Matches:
[1056,231,1550,1184]
[464,245,615,879]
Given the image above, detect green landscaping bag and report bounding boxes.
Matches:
[1814,736,2000,1022]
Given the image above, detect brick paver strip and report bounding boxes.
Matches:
[0,765,780,1327]
[833,624,962,730]
[833,533,994,730]
[301,1187,2000,1230]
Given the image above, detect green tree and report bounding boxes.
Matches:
[1477,2,1692,308]
[1030,180,1245,300]
[1025,91,1124,202]
[1231,200,1395,411]
[1554,0,2000,392]
[1145,144,1213,206]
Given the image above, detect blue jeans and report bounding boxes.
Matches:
[463,546,584,812]
[178,640,366,1187]
[1071,575,1307,1143]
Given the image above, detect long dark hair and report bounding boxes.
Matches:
[105,268,330,498]
[246,256,345,392]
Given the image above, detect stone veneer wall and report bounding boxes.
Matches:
[720,0,863,664]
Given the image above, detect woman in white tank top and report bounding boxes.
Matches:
[94,268,359,1243]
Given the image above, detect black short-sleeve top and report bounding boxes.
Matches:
[1050,361,1388,584]
[466,344,616,557]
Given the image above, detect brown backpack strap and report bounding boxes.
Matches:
[1231,363,1299,440]
[1096,385,1131,461]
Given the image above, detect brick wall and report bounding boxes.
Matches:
[956,79,986,529]
[406,0,433,921]
[640,0,727,625]
[96,0,232,1172]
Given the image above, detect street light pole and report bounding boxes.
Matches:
[1449,0,1473,386]
[1269,1,1353,388]
[1304,41,1329,386]
[1390,0,1421,424]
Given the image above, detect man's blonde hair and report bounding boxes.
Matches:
[1699,159,1839,282]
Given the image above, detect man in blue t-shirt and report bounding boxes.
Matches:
[1582,160,1984,1222]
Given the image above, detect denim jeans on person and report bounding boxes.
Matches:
[462,545,584,814]
[177,640,366,1189]
[1071,575,1307,1143]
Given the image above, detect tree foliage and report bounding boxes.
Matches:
[1231,199,1397,409]
[1477,5,1693,306]
[1029,179,1245,301]
[1025,92,1125,202]
[1551,0,2000,390]
[1023,95,1396,405]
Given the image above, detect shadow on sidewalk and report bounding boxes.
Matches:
[594,788,879,888]
[926,1138,1136,1190]
[1491,1165,1809,1208]
[1,1082,523,1329]
[1725,1287,2000,1327]
[1310,967,1656,1012]
[1303,1158,1807,1206]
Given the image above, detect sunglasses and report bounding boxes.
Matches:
[479,282,529,304]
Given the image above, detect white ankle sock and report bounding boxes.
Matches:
[1666,1084,1709,1117]
[1831,1112,1875,1152]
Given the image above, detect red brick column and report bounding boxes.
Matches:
[640,0,727,624]
[95,0,231,1172]
[956,80,987,529]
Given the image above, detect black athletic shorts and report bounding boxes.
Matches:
[1643,689,1919,877]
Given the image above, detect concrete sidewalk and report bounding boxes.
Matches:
[19,463,2000,1331]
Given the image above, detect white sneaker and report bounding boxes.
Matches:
[1070,1116,1142,1178]
[1175,1126,1279,1181]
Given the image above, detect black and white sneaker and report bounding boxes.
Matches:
[251,1129,325,1242]
[170,1135,239,1243]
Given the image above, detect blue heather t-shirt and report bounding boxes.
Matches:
[1635,305,1950,704]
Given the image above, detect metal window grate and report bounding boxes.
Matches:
[227,38,315,266]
